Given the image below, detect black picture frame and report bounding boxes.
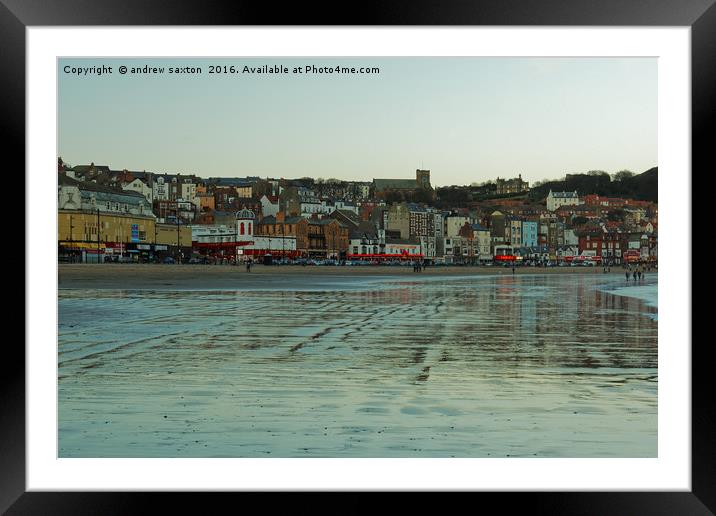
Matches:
[5,0,710,513]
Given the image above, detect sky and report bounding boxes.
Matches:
[58,57,657,187]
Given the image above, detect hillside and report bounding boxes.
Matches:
[527,167,657,203]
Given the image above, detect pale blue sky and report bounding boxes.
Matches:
[58,57,656,187]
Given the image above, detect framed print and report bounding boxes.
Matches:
[5,0,711,513]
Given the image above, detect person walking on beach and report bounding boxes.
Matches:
[637,266,642,281]
[246,259,251,273]
[633,269,637,282]
[512,264,516,275]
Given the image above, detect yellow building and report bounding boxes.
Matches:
[155,222,192,247]
[58,210,192,260]
[235,185,252,198]
[196,192,215,211]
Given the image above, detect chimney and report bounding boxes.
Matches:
[276,212,285,222]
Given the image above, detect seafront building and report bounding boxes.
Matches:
[57,161,658,265]
[58,210,192,263]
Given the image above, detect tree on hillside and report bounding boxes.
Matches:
[612,170,635,182]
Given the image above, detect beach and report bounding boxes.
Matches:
[58,268,657,458]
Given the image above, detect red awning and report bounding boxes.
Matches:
[347,253,423,259]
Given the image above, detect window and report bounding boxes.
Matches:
[240,222,245,235]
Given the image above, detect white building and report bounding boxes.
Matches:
[349,231,384,256]
[419,236,436,259]
[180,180,198,208]
[244,235,297,257]
[153,176,169,201]
[122,178,153,204]
[384,239,422,258]
[546,190,580,212]
[332,200,359,214]
[473,225,492,260]
[260,195,280,217]
[190,224,237,244]
[444,215,472,238]
[564,229,579,246]
[443,237,456,264]
[59,175,153,216]
[301,199,330,218]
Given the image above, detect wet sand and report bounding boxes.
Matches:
[58,263,624,290]
[58,272,657,458]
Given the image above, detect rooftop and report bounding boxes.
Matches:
[373,178,420,191]
[549,190,579,198]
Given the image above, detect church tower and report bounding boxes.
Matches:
[416,169,431,189]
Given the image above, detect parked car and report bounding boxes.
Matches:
[163,256,175,264]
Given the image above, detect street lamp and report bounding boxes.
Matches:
[68,214,75,262]
[176,205,181,263]
[96,208,101,262]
